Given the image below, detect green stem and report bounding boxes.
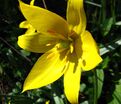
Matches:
[0,37,32,63]
[99,0,106,23]
[111,0,116,22]
[93,70,98,104]
[42,0,47,9]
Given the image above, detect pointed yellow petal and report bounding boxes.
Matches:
[67,0,86,34]
[17,32,61,53]
[19,21,30,28]
[30,0,35,5]
[64,52,81,104]
[19,0,69,37]
[23,47,68,92]
[19,21,35,34]
[75,31,103,71]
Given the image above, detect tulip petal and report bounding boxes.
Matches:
[75,31,103,71]
[30,0,35,5]
[67,0,86,34]
[64,52,81,103]
[19,21,31,28]
[18,32,62,53]
[19,0,69,37]
[19,21,36,34]
[23,47,68,92]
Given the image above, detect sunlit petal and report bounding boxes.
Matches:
[64,52,81,103]
[19,0,69,37]
[67,0,86,34]
[23,47,68,92]
[75,31,102,71]
[18,32,61,53]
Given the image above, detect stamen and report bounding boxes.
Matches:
[69,30,79,40]
[70,43,74,53]
[46,43,51,46]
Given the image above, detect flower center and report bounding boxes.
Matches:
[68,30,79,41]
[57,30,78,53]
[68,30,79,53]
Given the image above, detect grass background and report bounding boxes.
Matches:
[0,0,121,104]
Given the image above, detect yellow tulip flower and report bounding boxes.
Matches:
[18,0,102,103]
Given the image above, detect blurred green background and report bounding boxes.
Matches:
[0,0,121,104]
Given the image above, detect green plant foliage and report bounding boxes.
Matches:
[101,17,114,36]
[107,80,121,104]
[0,0,121,104]
[96,69,104,99]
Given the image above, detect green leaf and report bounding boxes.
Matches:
[93,69,104,104]
[115,21,121,26]
[80,83,86,92]
[10,96,34,104]
[101,56,110,69]
[108,79,121,104]
[54,95,65,104]
[100,38,121,55]
[101,17,114,36]
[20,50,31,57]
[80,101,89,104]
[96,69,104,98]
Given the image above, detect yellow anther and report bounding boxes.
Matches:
[46,43,51,46]
[70,43,74,53]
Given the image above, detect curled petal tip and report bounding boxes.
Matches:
[21,89,26,93]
